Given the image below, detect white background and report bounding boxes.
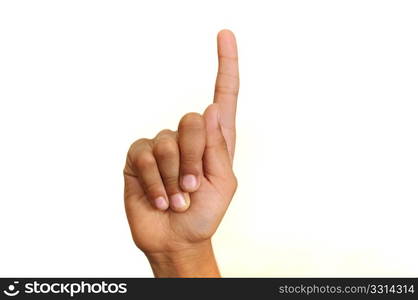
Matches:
[0,1,417,277]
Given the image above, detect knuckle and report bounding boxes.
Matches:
[181,153,201,167]
[143,181,163,195]
[153,138,178,159]
[216,70,240,84]
[135,153,155,170]
[156,129,175,138]
[127,139,152,173]
[219,55,239,62]
[127,138,148,156]
[179,112,205,130]
[180,162,201,177]
[162,175,179,187]
[214,85,239,97]
[161,176,181,194]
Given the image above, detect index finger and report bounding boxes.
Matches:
[213,29,239,160]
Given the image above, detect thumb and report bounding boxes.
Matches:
[203,103,232,178]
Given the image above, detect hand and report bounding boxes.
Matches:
[123,30,239,277]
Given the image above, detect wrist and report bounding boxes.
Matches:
[145,239,220,278]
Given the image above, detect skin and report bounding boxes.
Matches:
[123,29,239,277]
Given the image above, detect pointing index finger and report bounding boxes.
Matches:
[213,29,239,160]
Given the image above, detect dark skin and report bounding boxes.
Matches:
[124,29,239,277]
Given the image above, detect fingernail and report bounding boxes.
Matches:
[170,193,186,209]
[182,174,198,191]
[154,197,168,210]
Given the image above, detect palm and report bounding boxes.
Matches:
[125,154,235,253]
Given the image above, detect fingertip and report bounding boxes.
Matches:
[217,29,236,41]
[169,192,191,212]
[181,174,200,192]
[154,196,169,211]
[217,29,238,58]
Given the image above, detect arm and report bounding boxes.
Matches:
[147,240,219,278]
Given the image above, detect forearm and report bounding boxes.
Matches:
[145,240,220,278]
